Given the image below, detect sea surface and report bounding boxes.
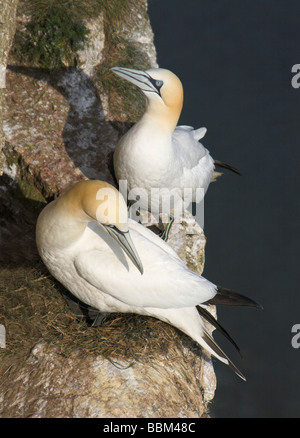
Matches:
[148,0,300,418]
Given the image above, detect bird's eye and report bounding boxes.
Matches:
[155,80,163,89]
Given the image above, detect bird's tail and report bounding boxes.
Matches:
[200,328,246,381]
[206,286,263,309]
[197,305,241,356]
[196,287,262,380]
[214,160,242,176]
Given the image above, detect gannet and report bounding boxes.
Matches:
[36,180,260,380]
[111,66,240,222]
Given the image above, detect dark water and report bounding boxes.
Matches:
[148,0,300,418]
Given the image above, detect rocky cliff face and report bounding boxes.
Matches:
[0,0,217,418]
[0,0,19,173]
[0,342,215,418]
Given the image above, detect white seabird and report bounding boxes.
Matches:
[111,66,240,226]
[36,180,260,380]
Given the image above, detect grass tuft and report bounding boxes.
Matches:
[0,261,184,365]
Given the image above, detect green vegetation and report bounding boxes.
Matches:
[13,0,148,70]
[94,0,151,121]
[14,1,92,68]
[23,10,90,69]
[10,0,152,120]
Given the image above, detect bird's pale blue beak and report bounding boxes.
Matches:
[105,224,144,275]
[111,66,163,96]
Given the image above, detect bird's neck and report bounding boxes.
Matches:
[140,100,182,134]
[37,199,88,251]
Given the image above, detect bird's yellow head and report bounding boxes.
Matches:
[145,67,184,113]
[79,180,128,233]
[60,180,143,274]
[111,66,184,129]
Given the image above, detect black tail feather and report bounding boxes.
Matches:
[197,305,242,357]
[199,286,262,381]
[202,332,246,381]
[206,286,263,309]
[214,160,242,176]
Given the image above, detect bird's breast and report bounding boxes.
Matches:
[114,125,176,189]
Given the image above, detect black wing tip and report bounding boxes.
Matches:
[214,160,242,176]
[207,286,263,310]
[228,360,247,381]
[197,305,242,357]
[202,332,246,381]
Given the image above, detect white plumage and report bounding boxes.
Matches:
[36,180,260,380]
[112,67,239,217]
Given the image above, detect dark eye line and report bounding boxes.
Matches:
[148,77,163,95]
